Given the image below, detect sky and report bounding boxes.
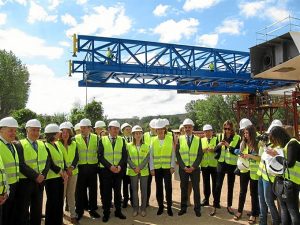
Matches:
[0,0,299,119]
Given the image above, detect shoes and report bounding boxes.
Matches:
[132,211,138,217]
[195,211,201,217]
[209,208,216,217]
[70,218,79,225]
[157,207,164,215]
[89,210,100,218]
[167,207,173,216]
[115,211,126,219]
[227,207,234,215]
[141,211,146,217]
[233,212,242,221]
[178,210,187,216]
[248,216,257,224]
[215,203,221,209]
[102,215,109,223]
[122,201,128,208]
[201,199,209,206]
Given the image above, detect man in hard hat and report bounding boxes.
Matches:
[0,117,20,225]
[0,146,8,225]
[15,119,50,225]
[143,119,157,207]
[75,118,100,220]
[98,120,127,222]
[94,121,106,138]
[200,124,218,207]
[121,123,132,208]
[176,118,203,217]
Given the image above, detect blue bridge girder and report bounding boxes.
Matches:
[71,35,297,94]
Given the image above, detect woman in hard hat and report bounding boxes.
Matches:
[269,126,300,225]
[210,120,240,216]
[57,122,79,224]
[44,124,68,225]
[149,118,176,216]
[233,125,260,224]
[126,125,150,217]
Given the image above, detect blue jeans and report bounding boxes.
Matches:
[258,177,280,225]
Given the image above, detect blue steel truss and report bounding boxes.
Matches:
[71,35,296,94]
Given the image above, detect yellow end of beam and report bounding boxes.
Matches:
[68,60,72,77]
[72,34,77,57]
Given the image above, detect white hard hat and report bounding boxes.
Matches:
[74,123,80,131]
[203,124,213,131]
[239,118,252,130]
[266,155,284,175]
[182,118,195,126]
[237,157,250,171]
[121,123,132,131]
[149,119,157,128]
[132,125,143,133]
[267,119,283,133]
[59,122,71,130]
[0,117,19,128]
[94,120,106,128]
[154,118,166,129]
[66,121,73,128]
[108,120,120,128]
[25,119,41,128]
[179,124,184,130]
[80,118,92,127]
[163,118,170,126]
[45,124,60,133]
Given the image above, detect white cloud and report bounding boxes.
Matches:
[265,7,289,21]
[65,4,132,37]
[61,13,77,26]
[59,41,71,47]
[183,0,220,11]
[0,13,6,25]
[153,18,199,42]
[26,64,201,118]
[49,0,63,10]
[153,4,170,17]
[197,34,219,48]
[0,28,63,59]
[28,1,57,24]
[216,19,244,35]
[239,1,265,18]
[0,0,27,5]
[76,0,87,4]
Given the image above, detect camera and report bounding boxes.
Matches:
[256,133,269,143]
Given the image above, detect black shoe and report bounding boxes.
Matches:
[157,207,164,215]
[122,201,128,208]
[215,203,221,209]
[201,199,209,206]
[227,207,234,215]
[178,210,187,216]
[195,211,201,217]
[115,212,126,219]
[167,208,173,216]
[76,213,83,221]
[102,215,109,223]
[209,208,216,216]
[89,210,101,218]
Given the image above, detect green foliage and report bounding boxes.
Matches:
[0,50,30,117]
[10,108,37,138]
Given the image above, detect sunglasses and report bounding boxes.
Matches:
[223,127,231,130]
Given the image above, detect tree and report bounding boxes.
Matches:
[10,108,37,138]
[0,50,30,117]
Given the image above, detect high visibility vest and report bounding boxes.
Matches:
[201,137,218,168]
[283,138,300,184]
[179,135,200,167]
[99,136,123,168]
[126,143,149,176]
[56,141,78,175]
[166,131,173,138]
[0,156,8,194]
[0,141,19,184]
[152,135,173,169]
[218,134,240,165]
[257,145,277,182]
[19,139,48,179]
[45,142,64,180]
[75,134,98,165]
[240,145,259,180]
[144,132,156,146]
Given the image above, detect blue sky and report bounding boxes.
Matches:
[0,0,299,119]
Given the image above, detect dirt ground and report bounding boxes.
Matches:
[40,174,264,225]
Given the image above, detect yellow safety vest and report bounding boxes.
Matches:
[218,134,240,165]
[283,138,300,184]
[240,145,259,180]
[126,143,149,176]
[143,132,156,146]
[201,136,218,168]
[179,135,200,167]
[0,141,19,184]
[100,136,123,168]
[257,144,277,182]
[152,135,173,169]
[19,139,48,179]
[75,134,98,165]
[56,141,78,175]
[0,156,8,194]
[45,142,64,180]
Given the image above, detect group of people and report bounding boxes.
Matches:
[0,115,299,225]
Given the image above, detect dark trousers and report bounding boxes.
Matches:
[122,174,132,203]
[237,172,259,216]
[0,205,2,225]
[16,179,44,225]
[179,167,201,212]
[147,170,152,205]
[214,163,236,207]
[154,168,172,208]
[278,182,300,225]
[45,177,64,225]
[201,166,217,202]
[76,164,98,215]
[100,168,122,216]
[2,182,17,225]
